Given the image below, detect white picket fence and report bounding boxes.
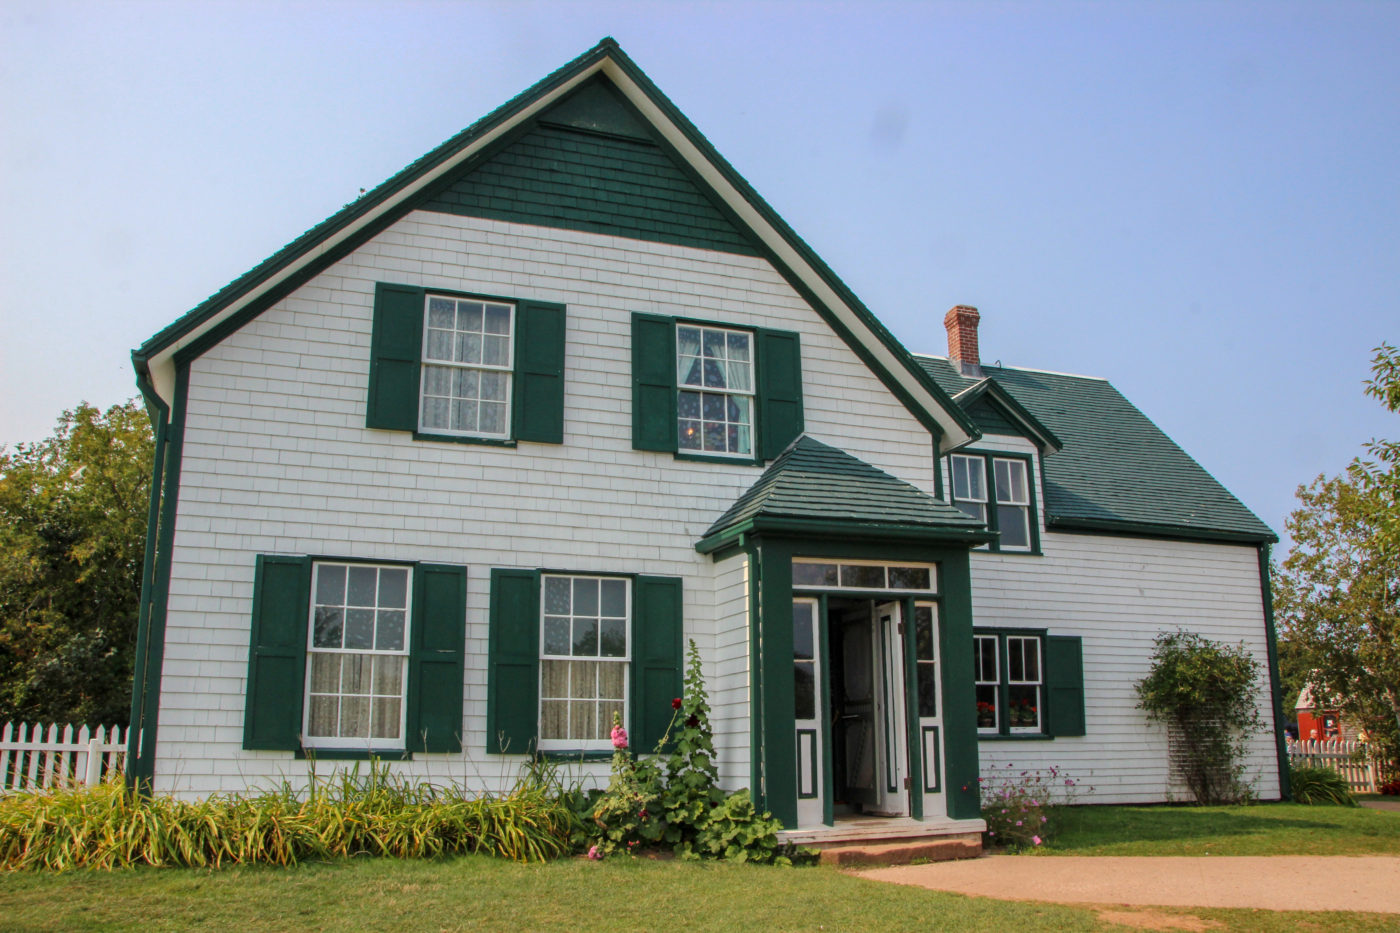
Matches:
[1287,737,1389,793]
[0,722,128,793]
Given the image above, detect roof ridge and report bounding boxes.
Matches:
[912,352,1107,382]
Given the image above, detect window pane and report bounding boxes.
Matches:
[598,662,625,699]
[371,698,402,740]
[543,617,570,655]
[839,564,885,588]
[727,332,750,361]
[703,358,726,389]
[702,329,725,358]
[308,695,338,737]
[452,400,479,432]
[571,618,598,655]
[544,577,571,614]
[313,608,343,648]
[421,396,449,429]
[571,701,596,741]
[423,366,451,396]
[599,619,626,658]
[1008,641,1025,681]
[347,567,378,607]
[573,578,599,616]
[918,665,937,717]
[956,501,986,523]
[913,606,935,661]
[316,565,346,605]
[975,637,998,682]
[483,335,509,367]
[792,562,838,586]
[484,304,511,336]
[678,419,701,449]
[793,603,814,660]
[340,696,370,738]
[976,685,997,728]
[310,653,340,692]
[702,393,725,420]
[376,610,405,652]
[995,459,1027,504]
[997,505,1031,549]
[378,569,408,608]
[540,700,567,739]
[480,372,508,402]
[678,356,703,387]
[540,659,569,699]
[479,402,505,435]
[459,302,484,333]
[676,326,701,357]
[456,332,483,364]
[727,360,752,393]
[794,661,816,720]
[342,654,373,695]
[344,609,375,650]
[1009,685,1040,729]
[677,391,701,419]
[600,580,626,618]
[598,700,623,731]
[426,330,453,361]
[572,661,599,699]
[427,297,455,328]
[373,656,403,696]
[888,566,931,590]
[454,368,480,400]
[1020,638,1040,682]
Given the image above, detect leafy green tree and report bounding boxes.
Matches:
[0,400,153,725]
[1274,344,1400,770]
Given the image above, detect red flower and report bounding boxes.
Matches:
[686,715,700,728]
[672,697,682,710]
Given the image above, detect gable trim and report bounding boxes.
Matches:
[953,378,1062,453]
[133,39,979,449]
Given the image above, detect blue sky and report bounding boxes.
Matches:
[2,1,1396,547]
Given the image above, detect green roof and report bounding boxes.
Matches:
[918,357,1276,543]
[698,436,988,552]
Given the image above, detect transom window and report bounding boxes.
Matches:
[791,559,937,592]
[539,575,630,750]
[304,563,411,748]
[949,453,1037,553]
[975,630,1046,737]
[676,324,753,457]
[419,295,514,438]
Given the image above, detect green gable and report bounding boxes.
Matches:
[919,357,1275,543]
[963,396,1022,438]
[420,77,760,257]
[698,436,987,552]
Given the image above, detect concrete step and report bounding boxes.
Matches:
[816,833,982,867]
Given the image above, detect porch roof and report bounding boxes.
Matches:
[696,436,989,553]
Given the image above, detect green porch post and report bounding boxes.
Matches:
[937,551,981,819]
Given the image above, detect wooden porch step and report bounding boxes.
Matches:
[815,832,982,867]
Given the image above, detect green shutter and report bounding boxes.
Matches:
[407,564,467,753]
[631,575,683,749]
[486,569,540,754]
[1046,635,1086,737]
[243,555,310,751]
[366,282,424,431]
[632,313,677,451]
[757,328,804,460]
[513,300,567,443]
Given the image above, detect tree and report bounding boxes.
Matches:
[1274,344,1400,770]
[0,400,153,725]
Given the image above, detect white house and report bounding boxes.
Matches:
[126,39,1285,840]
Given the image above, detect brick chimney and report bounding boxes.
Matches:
[944,305,982,377]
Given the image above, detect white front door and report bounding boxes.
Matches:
[872,601,909,816]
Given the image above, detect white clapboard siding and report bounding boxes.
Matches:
[153,213,936,798]
[1288,738,1390,793]
[0,722,128,793]
[712,553,752,790]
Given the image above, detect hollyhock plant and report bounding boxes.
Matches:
[611,723,629,750]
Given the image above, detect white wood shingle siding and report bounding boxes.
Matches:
[944,438,1280,803]
[155,212,932,797]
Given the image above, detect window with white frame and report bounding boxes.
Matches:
[304,562,411,748]
[676,324,754,457]
[949,452,1037,552]
[974,630,1046,737]
[419,295,514,437]
[539,575,630,749]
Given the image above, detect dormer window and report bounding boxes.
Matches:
[948,452,1039,554]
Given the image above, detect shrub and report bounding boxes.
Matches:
[0,761,578,871]
[1380,778,1400,796]
[978,762,1091,850]
[1135,630,1262,804]
[1289,765,1356,806]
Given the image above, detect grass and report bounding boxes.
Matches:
[1,854,1396,933]
[1038,801,1400,856]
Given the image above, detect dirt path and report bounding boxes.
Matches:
[859,855,1400,913]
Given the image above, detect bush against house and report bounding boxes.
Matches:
[0,400,152,725]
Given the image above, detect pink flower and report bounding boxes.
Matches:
[611,724,629,749]
[1015,820,1022,826]
[1041,816,1047,823]
[587,845,602,860]
[1032,835,1042,846]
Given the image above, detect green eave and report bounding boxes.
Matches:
[697,436,991,555]
[918,356,1277,544]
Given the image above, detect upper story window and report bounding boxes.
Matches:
[676,324,755,457]
[420,296,515,438]
[949,452,1038,553]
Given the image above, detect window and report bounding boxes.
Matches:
[974,629,1089,739]
[366,282,566,445]
[419,295,514,438]
[791,559,936,592]
[676,324,754,456]
[539,575,630,750]
[304,563,410,749]
[948,452,1038,553]
[974,634,999,732]
[631,313,803,462]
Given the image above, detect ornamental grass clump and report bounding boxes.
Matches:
[0,760,579,871]
[1288,765,1356,806]
[978,761,1090,851]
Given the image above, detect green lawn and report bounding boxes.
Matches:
[0,855,1396,933]
[1039,801,1400,856]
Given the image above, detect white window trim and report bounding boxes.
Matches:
[992,457,1032,553]
[537,574,632,752]
[675,323,756,459]
[1005,635,1044,734]
[790,558,939,593]
[418,294,515,440]
[302,561,412,751]
[950,453,988,524]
